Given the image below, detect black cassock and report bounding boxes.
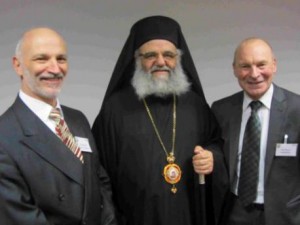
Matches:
[92,86,226,225]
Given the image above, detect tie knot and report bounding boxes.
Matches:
[49,108,62,123]
[250,101,262,112]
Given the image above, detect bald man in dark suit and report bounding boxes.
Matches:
[210,38,300,225]
[0,27,117,225]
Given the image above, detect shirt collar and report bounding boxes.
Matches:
[19,90,63,121]
[242,83,274,111]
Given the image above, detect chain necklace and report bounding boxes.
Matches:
[143,94,182,194]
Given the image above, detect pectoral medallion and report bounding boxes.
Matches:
[163,153,182,194]
[143,95,181,194]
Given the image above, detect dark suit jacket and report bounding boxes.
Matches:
[0,96,117,225]
[211,84,300,225]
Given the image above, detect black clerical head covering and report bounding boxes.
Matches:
[132,15,180,50]
[102,15,207,103]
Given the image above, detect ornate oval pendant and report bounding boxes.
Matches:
[163,163,182,193]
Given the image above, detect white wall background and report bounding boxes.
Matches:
[1,0,300,125]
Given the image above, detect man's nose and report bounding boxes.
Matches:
[250,66,260,78]
[48,60,61,74]
[155,54,166,66]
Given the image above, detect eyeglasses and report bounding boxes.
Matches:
[138,51,178,62]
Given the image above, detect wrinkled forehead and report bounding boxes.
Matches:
[138,39,177,53]
[21,28,67,56]
[234,39,274,63]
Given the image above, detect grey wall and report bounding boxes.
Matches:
[1,0,300,125]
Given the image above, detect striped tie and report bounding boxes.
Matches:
[49,108,84,163]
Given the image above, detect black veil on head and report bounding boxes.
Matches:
[102,15,207,104]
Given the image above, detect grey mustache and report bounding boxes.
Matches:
[150,66,171,73]
[40,73,64,79]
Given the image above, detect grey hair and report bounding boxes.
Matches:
[15,38,23,60]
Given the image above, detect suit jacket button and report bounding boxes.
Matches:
[100,204,104,209]
[58,194,65,201]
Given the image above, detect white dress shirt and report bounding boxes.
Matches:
[235,84,274,204]
[19,90,62,135]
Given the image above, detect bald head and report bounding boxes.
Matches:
[15,27,67,61]
[233,38,274,66]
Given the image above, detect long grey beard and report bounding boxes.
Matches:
[131,60,191,99]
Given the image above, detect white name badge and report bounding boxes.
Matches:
[75,137,93,153]
[275,143,298,157]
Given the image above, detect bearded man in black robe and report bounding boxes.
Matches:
[92,16,228,225]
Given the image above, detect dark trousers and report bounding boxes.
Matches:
[224,194,265,225]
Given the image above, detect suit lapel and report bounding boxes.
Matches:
[229,93,243,185]
[13,97,84,186]
[264,86,286,180]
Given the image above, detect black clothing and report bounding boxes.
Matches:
[0,97,117,225]
[93,15,228,225]
[92,87,226,225]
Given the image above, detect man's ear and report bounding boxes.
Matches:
[13,56,23,78]
[232,63,238,78]
[273,58,277,73]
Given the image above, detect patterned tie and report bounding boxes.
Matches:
[49,108,84,163]
[238,101,262,206]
